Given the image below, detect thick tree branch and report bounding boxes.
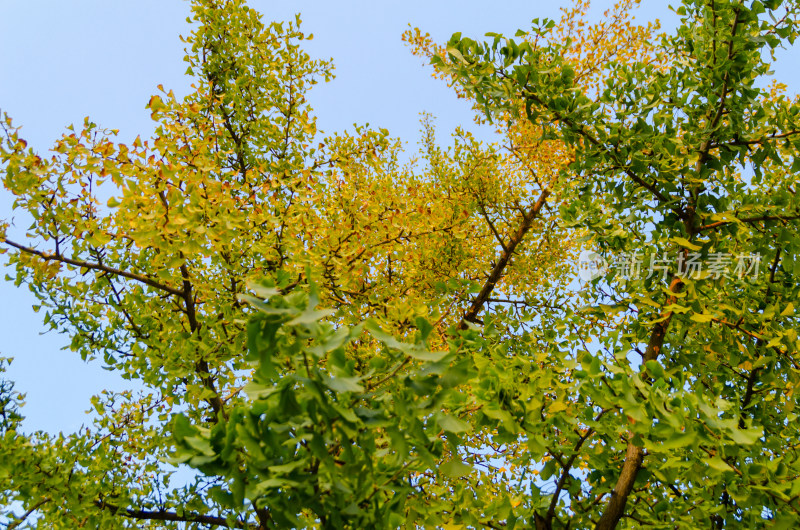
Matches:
[594,439,646,530]
[1,238,184,297]
[179,259,227,421]
[593,10,750,526]
[459,188,550,330]
[595,275,683,530]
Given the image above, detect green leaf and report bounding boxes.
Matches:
[705,456,733,472]
[407,349,449,362]
[247,282,281,300]
[365,320,410,350]
[365,320,447,360]
[324,376,364,393]
[287,307,334,326]
[440,459,472,478]
[173,414,198,440]
[661,431,697,450]
[663,304,691,314]
[644,360,665,380]
[436,413,470,434]
[184,436,215,457]
[729,427,763,445]
[268,460,308,474]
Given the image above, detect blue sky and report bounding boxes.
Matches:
[0,0,795,434]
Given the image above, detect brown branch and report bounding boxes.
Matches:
[477,201,509,253]
[2,238,184,297]
[365,357,412,392]
[540,417,603,529]
[712,318,764,342]
[459,188,550,330]
[7,498,51,530]
[715,129,800,147]
[254,507,272,530]
[594,440,646,530]
[179,259,227,421]
[595,276,683,530]
[95,501,253,529]
[712,317,797,369]
[699,212,800,231]
[593,8,750,525]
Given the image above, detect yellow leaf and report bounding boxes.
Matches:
[670,236,702,251]
[690,312,714,323]
[148,95,166,113]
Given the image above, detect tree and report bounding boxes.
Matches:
[439,0,800,528]
[0,0,797,529]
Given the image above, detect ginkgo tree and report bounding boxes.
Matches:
[438,0,800,528]
[1,0,799,528]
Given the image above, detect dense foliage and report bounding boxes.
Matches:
[2,0,800,528]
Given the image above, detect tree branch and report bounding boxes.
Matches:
[699,212,800,232]
[595,275,683,530]
[95,501,254,529]
[178,259,227,421]
[7,498,51,530]
[540,421,601,529]
[1,238,184,297]
[459,188,550,330]
[477,201,509,253]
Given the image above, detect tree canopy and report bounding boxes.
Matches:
[2,0,800,528]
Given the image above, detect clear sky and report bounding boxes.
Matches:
[0,1,796,434]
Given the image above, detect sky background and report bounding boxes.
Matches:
[0,0,796,434]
